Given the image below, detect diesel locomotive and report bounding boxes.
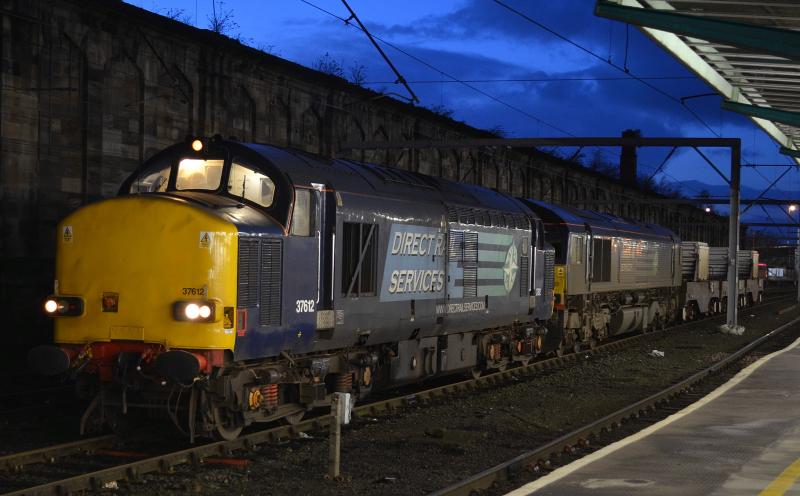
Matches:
[28,136,760,440]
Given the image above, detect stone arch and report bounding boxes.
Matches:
[101,48,144,198]
[510,167,525,197]
[542,176,553,202]
[236,85,257,142]
[463,152,479,185]
[345,114,366,161]
[482,160,497,190]
[566,180,578,205]
[369,126,390,165]
[296,97,323,154]
[48,32,90,205]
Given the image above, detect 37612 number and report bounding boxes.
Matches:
[295,299,315,313]
[182,287,206,296]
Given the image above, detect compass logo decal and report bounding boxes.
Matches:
[503,243,519,293]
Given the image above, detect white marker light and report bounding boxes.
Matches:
[44,299,58,313]
[790,204,797,213]
[191,139,203,152]
[199,305,211,319]
[185,303,201,320]
[705,207,711,213]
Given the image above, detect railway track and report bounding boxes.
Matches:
[428,310,800,496]
[0,384,75,418]
[0,295,792,495]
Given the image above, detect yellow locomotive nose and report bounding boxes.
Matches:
[53,195,238,351]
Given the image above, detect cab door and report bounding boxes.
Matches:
[281,187,320,354]
[232,186,320,361]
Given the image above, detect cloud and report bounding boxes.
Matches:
[132,0,793,191]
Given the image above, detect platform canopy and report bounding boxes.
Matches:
[596,0,800,163]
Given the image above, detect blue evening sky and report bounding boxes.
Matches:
[128,0,800,235]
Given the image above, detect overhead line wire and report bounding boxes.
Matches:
[489,1,800,206]
[362,76,698,84]
[298,0,575,137]
[491,0,720,137]
[299,0,706,197]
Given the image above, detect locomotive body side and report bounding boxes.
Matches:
[324,160,554,383]
[521,200,681,352]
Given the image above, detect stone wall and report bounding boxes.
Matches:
[0,0,727,358]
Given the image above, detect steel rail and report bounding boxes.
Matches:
[428,312,800,496]
[0,436,117,473]
[2,295,790,495]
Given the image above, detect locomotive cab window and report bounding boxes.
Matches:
[290,188,314,236]
[130,163,170,193]
[570,234,584,265]
[175,159,224,191]
[592,237,612,283]
[227,162,275,207]
[341,222,378,297]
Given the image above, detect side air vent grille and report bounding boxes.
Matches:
[458,207,476,225]
[463,232,479,297]
[259,239,282,326]
[444,205,530,230]
[237,238,260,307]
[463,232,478,263]
[446,205,459,222]
[544,249,555,296]
[449,231,464,261]
[519,255,529,297]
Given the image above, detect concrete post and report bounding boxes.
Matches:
[722,142,743,335]
[328,393,342,479]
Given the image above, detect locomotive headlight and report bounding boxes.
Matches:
[43,296,84,317]
[173,300,218,322]
[199,305,212,319]
[191,139,203,152]
[185,303,201,320]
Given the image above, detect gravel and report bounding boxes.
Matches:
[3,296,798,495]
[123,298,800,496]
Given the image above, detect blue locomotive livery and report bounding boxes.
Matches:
[28,136,762,440]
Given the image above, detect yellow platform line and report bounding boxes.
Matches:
[759,458,800,496]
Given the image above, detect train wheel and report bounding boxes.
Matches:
[470,367,483,379]
[556,343,565,357]
[212,405,244,441]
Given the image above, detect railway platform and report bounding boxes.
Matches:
[506,333,800,496]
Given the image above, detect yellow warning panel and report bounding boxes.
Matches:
[199,231,212,248]
[53,195,238,351]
